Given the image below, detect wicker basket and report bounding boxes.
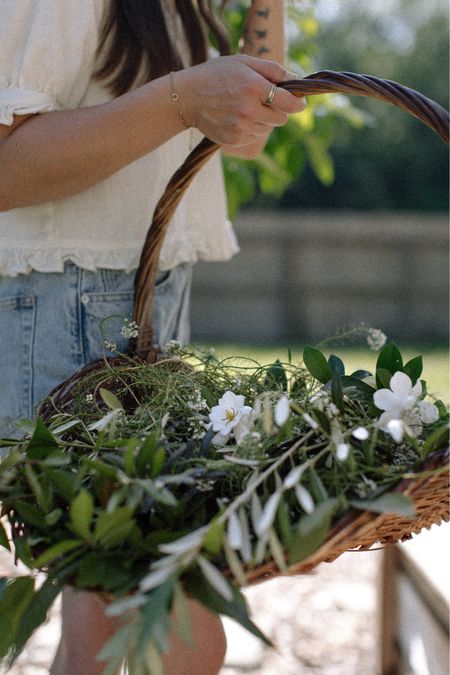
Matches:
[40,71,449,579]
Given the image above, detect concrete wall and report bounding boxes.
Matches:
[190,210,448,344]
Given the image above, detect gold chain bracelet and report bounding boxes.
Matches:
[169,71,190,130]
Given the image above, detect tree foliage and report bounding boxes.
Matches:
[218,0,448,214]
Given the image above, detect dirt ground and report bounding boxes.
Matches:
[0,547,382,675]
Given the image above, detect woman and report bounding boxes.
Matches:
[0,1,305,672]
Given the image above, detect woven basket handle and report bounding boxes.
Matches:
[133,70,449,360]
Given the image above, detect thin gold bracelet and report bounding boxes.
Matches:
[169,71,190,129]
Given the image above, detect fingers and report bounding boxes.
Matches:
[239,54,296,85]
[265,85,307,115]
[238,55,306,114]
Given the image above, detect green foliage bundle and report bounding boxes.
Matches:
[0,330,448,673]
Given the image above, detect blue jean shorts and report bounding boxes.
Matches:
[0,262,192,441]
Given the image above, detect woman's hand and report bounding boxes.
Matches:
[175,54,306,147]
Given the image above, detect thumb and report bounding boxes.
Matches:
[243,55,298,84]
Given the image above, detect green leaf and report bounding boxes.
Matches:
[0,521,10,551]
[264,360,288,391]
[203,518,225,556]
[330,371,345,413]
[93,507,134,549]
[136,479,177,507]
[44,508,63,526]
[69,489,94,540]
[350,370,372,380]
[42,451,71,467]
[350,493,416,518]
[276,498,292,548]
[288,498,337,565]
[138,580,175,657]
[124,439,138,477]
[24,464,51,512]
[99,388,123,411]
[328,354,345,376]
[303,346,333,384]
[136,433,160,474]
[188,571,272,648]
[376,342,403,375]
[31,539,83,568]
[9,577,62,665]
[0,576,35,658]
[171,582,194,647]
[308,469,329,502]
[340,376,376,401]
[421,424,450,458]
[46,469,78,501]
[151,447,166,479]
[83,458,118,479]
[26,418,59,460]
[376,368,393,389]
[96,622,135,666]
[403,356,423,385]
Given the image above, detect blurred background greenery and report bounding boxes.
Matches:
[220,0,449,216]
[191,1,448,357]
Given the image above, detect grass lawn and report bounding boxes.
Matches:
[198,343,449,401]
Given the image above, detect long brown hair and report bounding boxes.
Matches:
[95,0,231,96]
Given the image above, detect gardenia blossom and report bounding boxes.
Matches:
[208,391,253,446]
[374,371,439,438]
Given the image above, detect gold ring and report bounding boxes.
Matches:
[264,83,277,106]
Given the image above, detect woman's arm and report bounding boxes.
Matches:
[0,54,304,212]
[223,0,299,159]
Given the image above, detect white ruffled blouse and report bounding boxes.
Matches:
[0,0,239,277]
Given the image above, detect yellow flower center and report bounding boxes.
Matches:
[225,408,236,422]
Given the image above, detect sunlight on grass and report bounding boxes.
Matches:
[203,344,449,400]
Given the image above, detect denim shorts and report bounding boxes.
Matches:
[0,262,192,441]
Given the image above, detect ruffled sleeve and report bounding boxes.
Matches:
[0,0,102,125]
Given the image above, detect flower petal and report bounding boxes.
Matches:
[412,379,423,397]
[336,443,350,461]
[219,391,245,409]
[274,396,290,427]
[212,431,230,447]
[374,388,399,411]
[386,419,404,443]
[352,426,369,441]
[378,410,399,430]
[417,401,439,425]
[390,372,413,396]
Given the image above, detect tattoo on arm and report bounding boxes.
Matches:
[244,5,271,56]
[256,8,270,19]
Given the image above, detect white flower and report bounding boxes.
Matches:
[85,394,94,402]
[374,372,439,437]
[303,412,318,430]
[352,426,369,441]
[274,396,290,427]
[367,328,387,351]
[386,419,406,443]
[336,443,350,461]
[103,340,117,352]
[163,339,181,354]
[330,420,350,461]
[120,319,139,339]
[209,391,253,446]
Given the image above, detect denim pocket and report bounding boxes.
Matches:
[81,290,135,361]
[0,295,36,435]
